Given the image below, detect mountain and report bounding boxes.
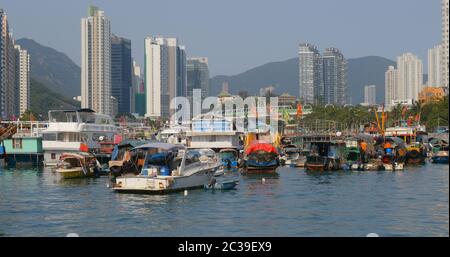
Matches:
[30,78,80,118]
[210,56,396,105]
[16,38,81,98]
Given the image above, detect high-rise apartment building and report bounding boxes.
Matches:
[144,36,186,118]
[111,34,132,115]
[14,45,30,116]
[385,65,398,108]
[298,43,323,104]
[363,85,376,105]
[397,53,423,102]
[81,5,112,115]
[323,48,347,105]
[187,57,210,100]
[0,9,17,119]
[441,0,449,88]
[428,44,442,87]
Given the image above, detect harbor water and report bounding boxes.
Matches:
[0,165,448,237]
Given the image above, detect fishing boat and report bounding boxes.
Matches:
[280,145,302,167]
[342,138,363,170]
[305,155,327,171]
[384,121,427,165]
[218,148,240,169]
[305,141,346,171]
[112,143,220,194]
[430,144,449,164]
[243,142,279,172]
[55,152,101,179]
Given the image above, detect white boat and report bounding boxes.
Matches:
[112,143,221,194]
[383,162,404,171]
[42,109,118,166]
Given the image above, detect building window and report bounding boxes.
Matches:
[51,153,56,159]
[12,139,23,149]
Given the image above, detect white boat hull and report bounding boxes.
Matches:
[112,165,219,194]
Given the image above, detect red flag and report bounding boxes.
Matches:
[296,103,303,118]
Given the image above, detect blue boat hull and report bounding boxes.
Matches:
[431,156,449,164]
[245,159,279,170]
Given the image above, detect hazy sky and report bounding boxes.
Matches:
[1,0,443,76]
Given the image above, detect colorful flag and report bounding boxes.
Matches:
[296,103,303,118]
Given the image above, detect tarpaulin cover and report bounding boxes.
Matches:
[245,143,278,155]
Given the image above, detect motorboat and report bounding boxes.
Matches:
[112,143,220,194]
[219,148,239,169]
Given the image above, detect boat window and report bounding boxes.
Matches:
[43,133,57,141]
[49,111,78,122]
[62,158,82,168]
[145,152,169,167]
[12,139,23,149]
[185,150,202,165]
[79,113,96,123]
[220,151,236,160]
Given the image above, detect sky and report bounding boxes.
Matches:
[1,0,443,76]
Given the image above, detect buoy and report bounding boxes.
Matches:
[184,189,188,196]
[262,178,266,184]
[106,183,110,188]
[366,233,380,237]
[66,233,79,237]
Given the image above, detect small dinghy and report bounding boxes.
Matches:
[204,177,239,190]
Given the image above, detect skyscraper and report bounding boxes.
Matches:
[298,43,323,104]
[187,57,210,100]
[144,36,186,118]
[428,44,442,87]
[397,53,423,102]
[385,65,398,108]
[81,5,112,115]
[441,0,449,88]
[0,9,17,119]
[323,48,347,105]
[364,85,376,105]
[132,60,145,116]
[14,45,30,116]
[111,34,132,114]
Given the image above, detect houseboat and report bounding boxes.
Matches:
[186,114,241,150]
[1,121,46,168]
[384,121,427,165]
[305,140,347,171]
[41,109,118,166]
[342,138,363,170]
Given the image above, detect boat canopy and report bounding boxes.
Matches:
[133,142,185,151]
[219,148,238,153]
[245,142,278,155]
[118,140,155,148]
[59,152,94,160]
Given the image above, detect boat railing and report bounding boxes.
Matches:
[1,120,48,138]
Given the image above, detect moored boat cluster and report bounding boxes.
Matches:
[0,109,448,195]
